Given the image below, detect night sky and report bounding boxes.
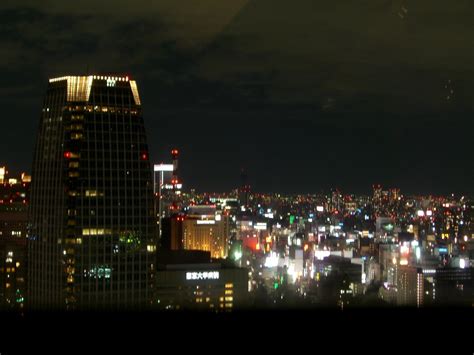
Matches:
[1,0,473,195]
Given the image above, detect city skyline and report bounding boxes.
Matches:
[1,0,473,349]
[0,73,472,322]
[1,0,472,196]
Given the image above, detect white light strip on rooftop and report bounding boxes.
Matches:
[49,75,130,83]
[67,76,94,102]
[129,80,141,105]
[196,220,215,225]
[154,164,174,172]
[49,75,135,103]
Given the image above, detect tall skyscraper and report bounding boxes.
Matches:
[28,75,156,310]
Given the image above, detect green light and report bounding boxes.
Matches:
[289,215,295,224]
[234,250,242,260]
[89,265,112,279]
[274,282,279,289]
[119,231,141,252]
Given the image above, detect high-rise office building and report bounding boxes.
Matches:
[396,265,423,307]
[0,168,30,310]
[435,267,474,306]
[28,75,156,310]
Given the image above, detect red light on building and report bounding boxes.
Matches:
[141,152,148,160]
[64,151,71,159]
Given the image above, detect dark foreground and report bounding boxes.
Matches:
[0,307,473,354]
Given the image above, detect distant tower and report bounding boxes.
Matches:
[169,149,184,250]
[156,149,184,251]
[28,75,156,310]
[238,169,250,209]
[331,188,342,212]
[373,184,383,213]
[171,149,179,212]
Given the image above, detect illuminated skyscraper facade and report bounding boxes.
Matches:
[183,216,229,259]
[28,75,156,310]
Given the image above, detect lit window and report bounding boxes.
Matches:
[85,190,98,197]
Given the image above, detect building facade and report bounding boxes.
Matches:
[154,250,248,311]
[0,169,30,310]
[435,267,474,306]
[396,265,423,307]
[181,206,229,259]
[28,75,156,310]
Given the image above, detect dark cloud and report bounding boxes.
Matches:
[196,0,474,112]
[0,0,472,195]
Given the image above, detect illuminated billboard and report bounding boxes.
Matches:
[186,271,219,280]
